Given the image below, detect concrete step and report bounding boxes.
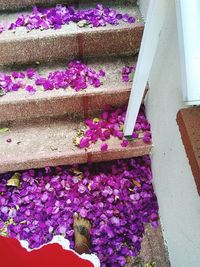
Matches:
[0,55,135,123]
[0,113,151,173]
[0,3,143,65]
[0,0,73,10]
[126,224,170,267]
[0,0,137,11]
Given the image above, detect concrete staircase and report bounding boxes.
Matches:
[0,0,151,174]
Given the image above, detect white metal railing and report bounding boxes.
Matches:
[123,0,168,136]
[175,0,200,105]
[124,0,200,137]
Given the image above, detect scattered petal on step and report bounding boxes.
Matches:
[122,65,136,82]
[100,143,108,151]
[25,85,36,94]
[143,132,152,144]
[121,140,129,147]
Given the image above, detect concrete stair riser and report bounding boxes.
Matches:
[0,25,143,65]
[0,89,130,123]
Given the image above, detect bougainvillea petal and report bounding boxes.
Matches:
[100,143,108,151]
[121,140,129,147]
[25,85,36,93]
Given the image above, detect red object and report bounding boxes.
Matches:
[0,235,94,267]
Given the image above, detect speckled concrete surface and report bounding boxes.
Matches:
[0,0,71,10]
[126,224,170,267]
[0,55,136,123]
[0,114,151,173]
[0,4,143,65]
[0,0,137,11]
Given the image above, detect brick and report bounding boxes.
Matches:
[177,107,200,195]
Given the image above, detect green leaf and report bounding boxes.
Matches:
[7,172,21,187]
[77,20,88,28]
[119,125,124,131]
[93,118,100,123]
[0,127,9,133]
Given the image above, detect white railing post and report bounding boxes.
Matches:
[175,0,200,105]
[123,0,168,137]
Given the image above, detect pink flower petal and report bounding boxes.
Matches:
[100,143,108,151]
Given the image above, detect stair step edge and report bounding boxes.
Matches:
[0,115,151,173]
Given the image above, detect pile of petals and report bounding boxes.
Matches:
[0,4,135,34]
[0,60,105,94]
[122,65,136,82]
[74,105,151,151]
[0,157,159,266]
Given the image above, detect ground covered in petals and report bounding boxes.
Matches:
[0,157,158,266]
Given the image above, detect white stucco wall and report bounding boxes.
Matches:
[137,0,149,19]
[139,0,200,266]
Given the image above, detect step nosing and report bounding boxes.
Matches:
[1,142,151,159]
[0,143,152,174]
[0,87,132,104]
[0,23,140,42]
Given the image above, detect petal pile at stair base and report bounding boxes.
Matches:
[0,157,159,266]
